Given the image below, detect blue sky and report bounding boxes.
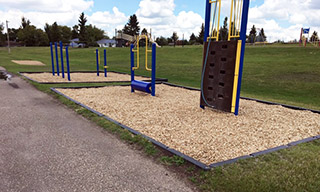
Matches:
[0,0,319,42]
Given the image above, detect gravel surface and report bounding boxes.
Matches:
[58,84,320,165]
[0,77,195,192]
[22,72,148,83]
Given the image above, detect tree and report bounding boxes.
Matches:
[21,17,30,29]
[171,32,178,47]
[122,14,140,36]
[141,28,148,35]
[0,23,5,46]
[189,33,197,45]
[155,36,168,46]
[18,17,48,46]
[249,25,257,43]
[59,25,72,43]
[310,31,319,42]
[219,17,228,41]
[78,12,88,44]
[71,25,79,39]
[197,23,205,44]
[259,28,267,42]
[86,24,105,46]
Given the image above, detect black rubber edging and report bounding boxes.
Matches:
[19,71,168,84]
[51,83,320,170]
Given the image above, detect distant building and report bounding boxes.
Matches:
[69,38,85,48]
[97,39,117,47]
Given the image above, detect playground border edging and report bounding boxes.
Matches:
[50,83,320,170]
[19,71,168,84]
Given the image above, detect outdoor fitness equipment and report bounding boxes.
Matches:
[130,35,156,96]
[50,41,71,81]
[95,49,108,77]
[200,0,250,115]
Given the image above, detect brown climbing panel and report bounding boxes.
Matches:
[200,41,238,112]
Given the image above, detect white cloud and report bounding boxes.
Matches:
[87,7,128,37]
[136,0,203,39]
[0,0,93,29]
[248,0,320,42]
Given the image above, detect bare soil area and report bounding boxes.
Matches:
[12,60,45,66]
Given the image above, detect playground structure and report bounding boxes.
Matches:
[50,42,111,81]
[116,30,161,48]
[95,49,108,77]
[50,42,71,81]
[200,0,250,115]
[130,35,156,96]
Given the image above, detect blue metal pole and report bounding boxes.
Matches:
[66,46,71,81]
[96,49,99,76]
[151,43,156,96]
[204,0,211,42]
[104,49,107,77]
[55,42,60,76]
[235,0,250,116]
[130,44,135,93]
[59,41,65,78]
[50,42,55,76]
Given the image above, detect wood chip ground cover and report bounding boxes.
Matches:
[22,72,147,83]
[57,85,320,165]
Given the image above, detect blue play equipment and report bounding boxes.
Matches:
[130,35,156,96]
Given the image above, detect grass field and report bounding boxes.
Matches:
[0,44,320,191]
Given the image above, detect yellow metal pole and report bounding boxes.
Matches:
[216,0,221,41]
[231,40,242,113]
[228,0,234,41]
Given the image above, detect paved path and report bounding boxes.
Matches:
[0,75,195,192]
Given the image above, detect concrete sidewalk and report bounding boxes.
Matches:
[0,75,195,192]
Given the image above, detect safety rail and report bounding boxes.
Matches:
[207,0,221,41]
[132,35,153,71]
[228,0,243,40]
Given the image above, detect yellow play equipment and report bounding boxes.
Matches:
[131,35,152,71]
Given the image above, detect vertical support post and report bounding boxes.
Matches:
[96,49,99,76]
[234,0,250,116]
[204,0,211,43]
[130,44,135,93]
[151,43,156,96]
[66,46,71,81]
[104,49,107,77]
[59,41,65,78]
[54,42,60,76]
[50,42,55,76]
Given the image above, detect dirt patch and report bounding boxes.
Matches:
[21,72,148,83]
[57,84,320,165]
[12,60,45,66]
[0,66,6,71]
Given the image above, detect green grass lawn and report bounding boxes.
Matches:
[0,44,320,191]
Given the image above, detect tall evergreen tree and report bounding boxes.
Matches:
[21,17,30,29]
[259,28,267,42]
[122,14,140,36]
[219,17,228,41]
[310,31,319,42]
[189,33,197,45]
[78,12,88,44]
[198,23,205,44]
[171,32,178,47]
[249,25,257,43]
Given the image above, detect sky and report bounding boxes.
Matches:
[0,0,319,42]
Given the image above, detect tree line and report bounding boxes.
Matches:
[0,12,107,47]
